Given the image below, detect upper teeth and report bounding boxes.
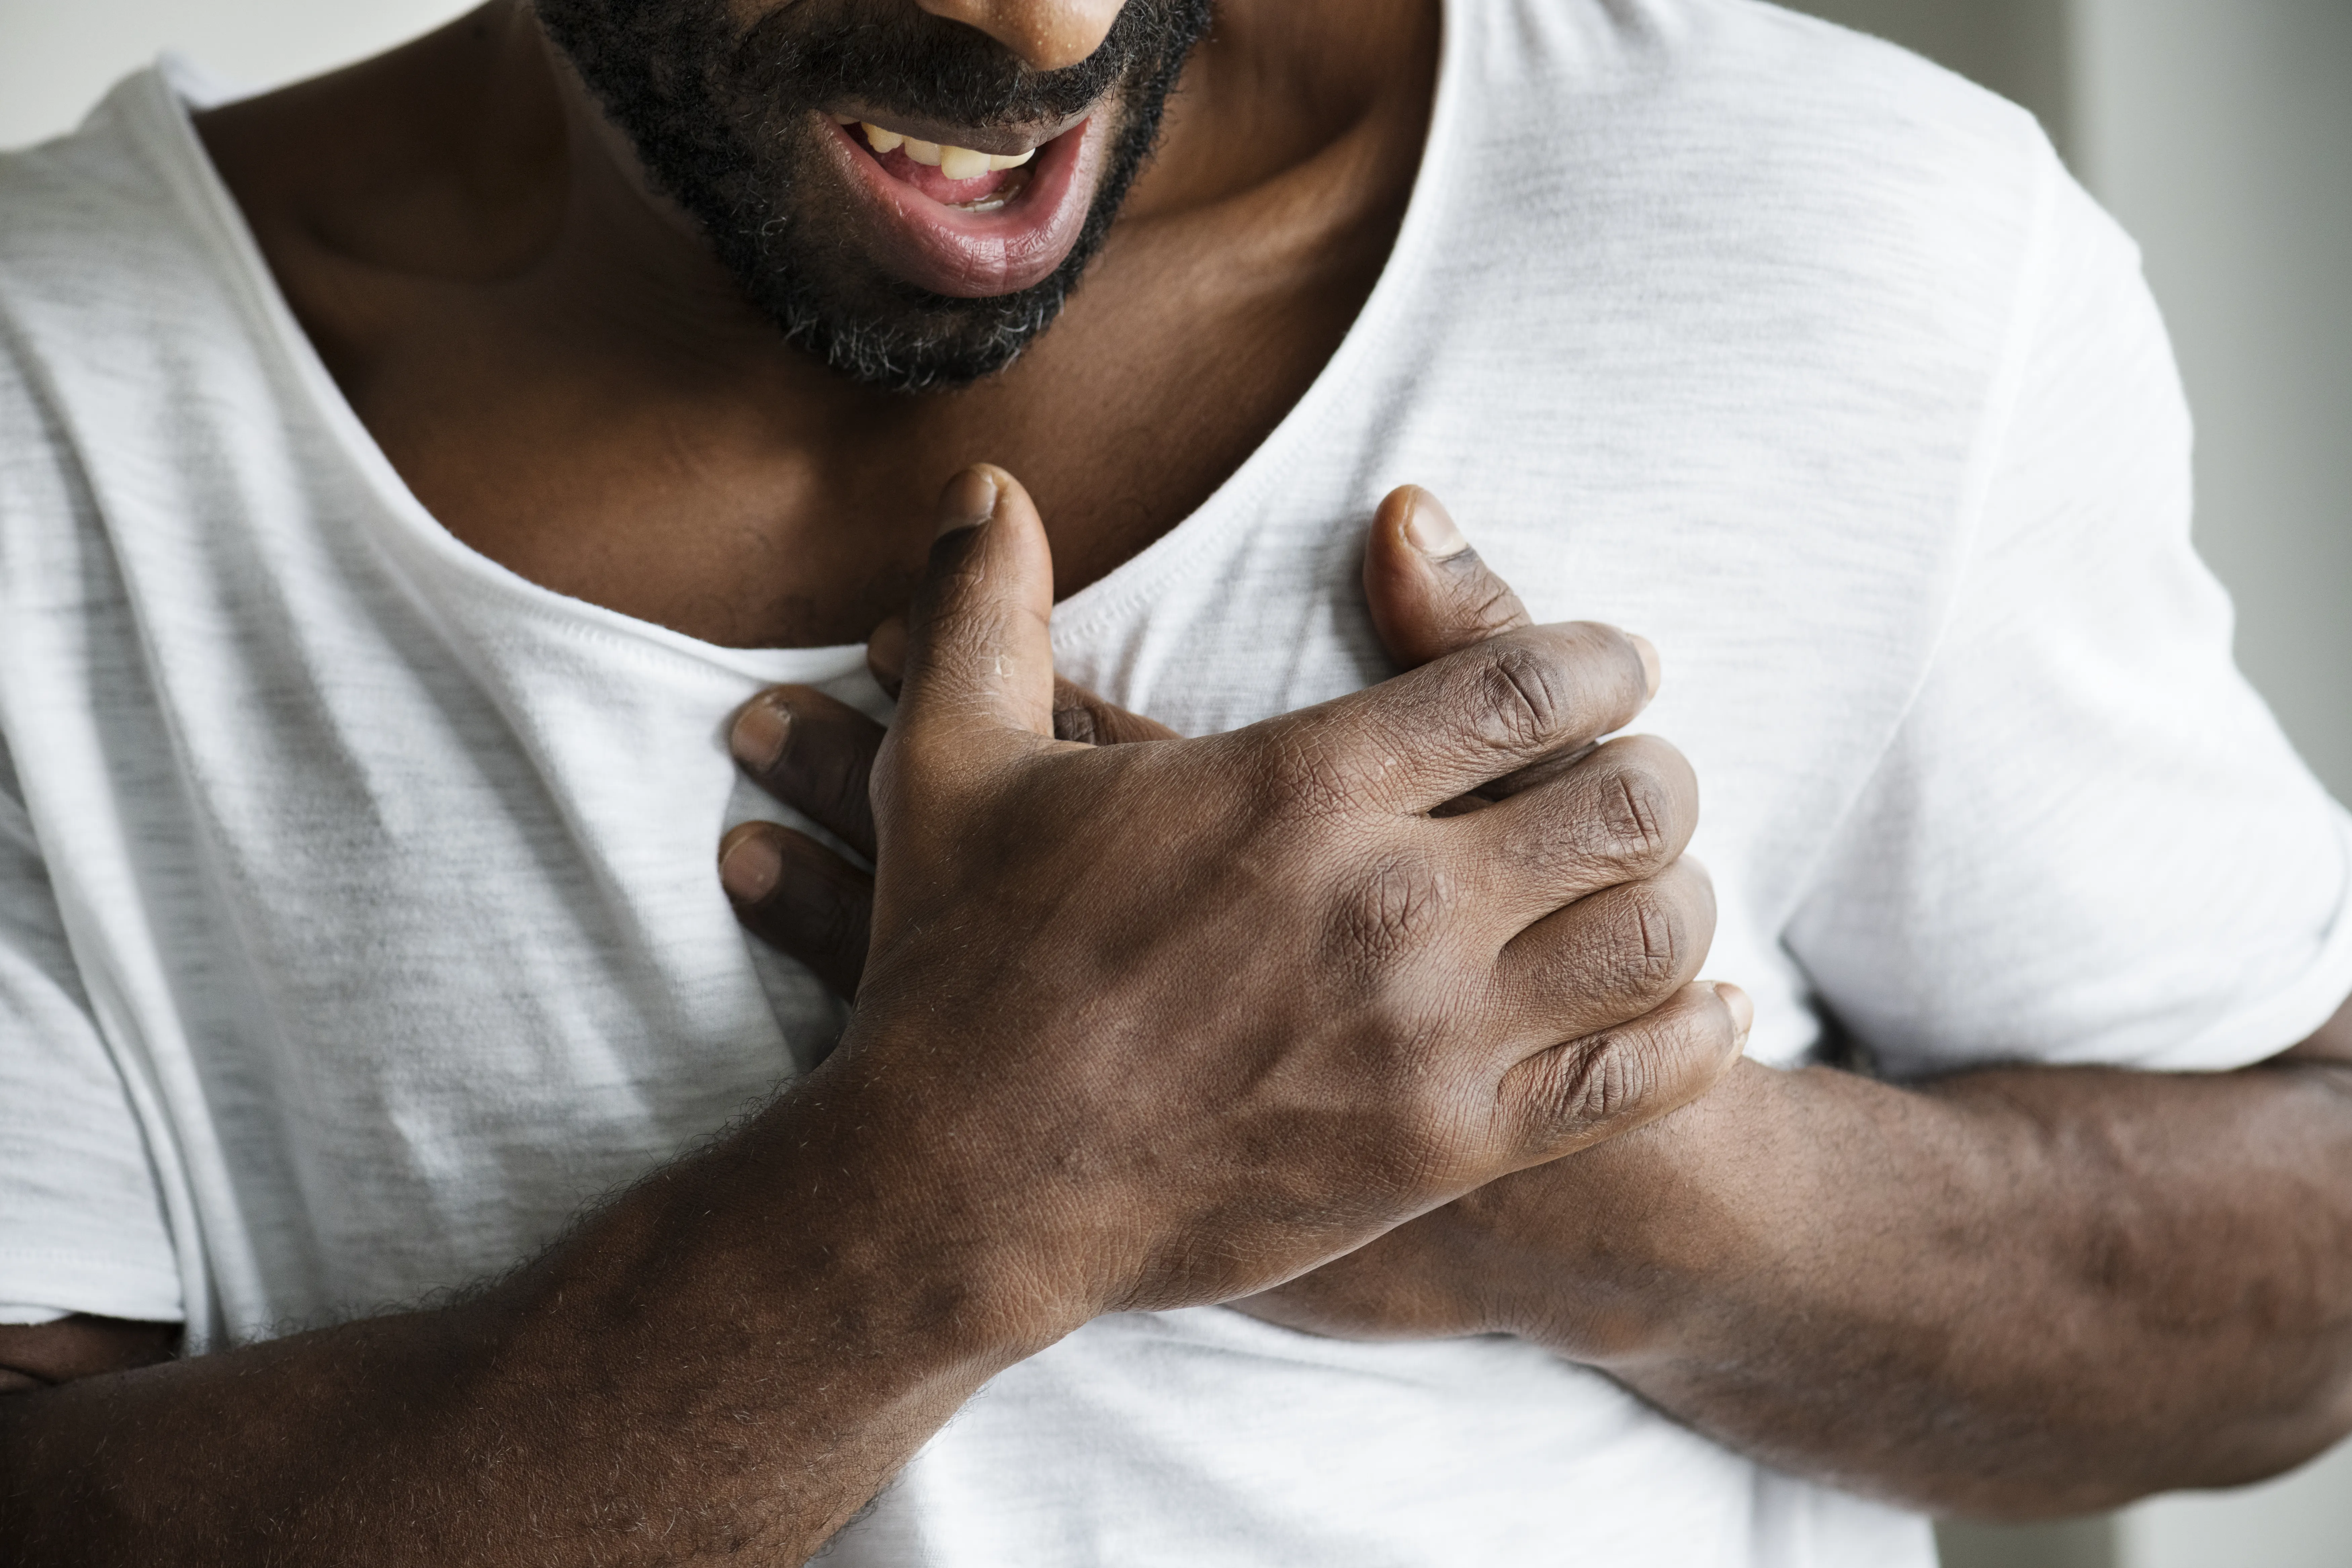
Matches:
[859,123,1034,177]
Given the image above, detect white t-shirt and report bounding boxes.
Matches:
[5,1,2350,1562]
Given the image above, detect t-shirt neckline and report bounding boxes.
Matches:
[131,3,1466,678]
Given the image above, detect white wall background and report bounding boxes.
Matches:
[2072,0,2352,804]
[2081,11,2352,1553]
[0,0,476,150]
[2,4,2347,1567]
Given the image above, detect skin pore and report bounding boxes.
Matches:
[188,0,1440,646]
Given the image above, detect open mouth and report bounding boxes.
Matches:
[843,117,1044,208]
[816,108,1109,300]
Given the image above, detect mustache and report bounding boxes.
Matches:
[727,0,1208,128]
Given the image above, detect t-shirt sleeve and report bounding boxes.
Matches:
[1783,164,2352,1079]
[0,728,183,1322]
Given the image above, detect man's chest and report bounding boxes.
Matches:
[17,365,1947,1317]
[286,200,1392,652]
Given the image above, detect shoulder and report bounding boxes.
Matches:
[0,71,186,240]
[0,68,283,601]
[0,67,259,399]
[0,68,289,512]
[1448,0,2067,350]
[1486,0,2053,193]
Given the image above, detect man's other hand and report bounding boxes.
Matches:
[721,474,1749,1323]
[0,1315,178,1394]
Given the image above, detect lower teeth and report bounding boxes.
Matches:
[949,168,1030,213]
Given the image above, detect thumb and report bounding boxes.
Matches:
[1366,486,1660,808]
[1361,486,1534,668]
[868,608,1177,748]
[890,465,1060,772]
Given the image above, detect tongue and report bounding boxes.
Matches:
[875,146,1019,205]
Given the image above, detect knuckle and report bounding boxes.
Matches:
[1333,854,1452,969]
[1256,731,1384,822]
[1443,574,1526,641]
[1052,700,1104,745]
[1615,771,1669,859]
[1584,759,1675,873]
[1469,643,1566,753]
[1610,881,1691,993]
[1555,1031,1655,1130]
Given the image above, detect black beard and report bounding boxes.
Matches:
[535,0,1213,392]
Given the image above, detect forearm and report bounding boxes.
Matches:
[0,1070,1055,1565]
[1480,1055,2352,1517]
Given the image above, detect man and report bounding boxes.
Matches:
[2,0,2349,1563]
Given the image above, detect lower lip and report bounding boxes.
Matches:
[818,115,1105,299]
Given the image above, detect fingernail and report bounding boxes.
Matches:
[1710,981,1755,1041]
[936,466,999,539]
[719,829,783,903]
[867,617,908,682]
[1402,491,1468,557]
[729,698,791,773]
[1629,634,1662,699]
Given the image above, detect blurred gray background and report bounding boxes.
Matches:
[1777,7,2352,1559]
[2,3,2346,1566]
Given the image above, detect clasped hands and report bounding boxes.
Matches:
[716,466,1751,1353]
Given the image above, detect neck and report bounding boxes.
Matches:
[216,0,1432,373]
[192,0,1439,646]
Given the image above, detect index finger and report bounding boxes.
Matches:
[1268,621,1660,814]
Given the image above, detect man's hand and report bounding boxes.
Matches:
[720,475,2352,1524]
[722,479,1747,1332]
[723,481,1709,994]
[0,470,1742,1566]
[737,467,1743,1319]
[0,1315,177,1394]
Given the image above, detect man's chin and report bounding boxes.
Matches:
[756,261,1076,393]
